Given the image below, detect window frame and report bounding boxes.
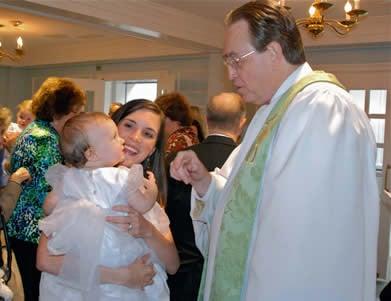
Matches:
[349,88,387,170]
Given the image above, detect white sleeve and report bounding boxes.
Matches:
[143,202,170,236]
[39,199,105,295]
[190,173,226,257]
[116,165,144,205]
[189,146,240,257]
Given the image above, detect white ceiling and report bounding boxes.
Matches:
[0,0,389,67]
[152,0,389,20]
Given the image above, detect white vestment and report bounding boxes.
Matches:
[192,63,379,301]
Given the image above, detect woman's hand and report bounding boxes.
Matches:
[9,167,31,184]
[106,205,153,238]
[112,254,155,289]
[127,207,154,238]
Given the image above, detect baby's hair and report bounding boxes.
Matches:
[17,99,33,113]
[60,112,112,168]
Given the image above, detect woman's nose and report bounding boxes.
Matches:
[132,130,142,142]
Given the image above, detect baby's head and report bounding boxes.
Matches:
[61,112,125,168]
[16,99,35,130]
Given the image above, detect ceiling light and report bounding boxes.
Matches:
[0,20,24,61]
[279,0,368,37]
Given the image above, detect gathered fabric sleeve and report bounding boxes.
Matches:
[45,164,67,192]
[115,164,145,208]
[39,162,107,301]
[143,202,171,236]
[39,199,105,300]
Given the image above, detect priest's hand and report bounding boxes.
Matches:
[170,150,211,197]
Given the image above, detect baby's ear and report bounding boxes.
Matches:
[84,147,97,161]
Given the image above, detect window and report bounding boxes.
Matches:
[349,89,387,169]
[124,80,157,102]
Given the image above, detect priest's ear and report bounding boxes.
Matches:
[265,41,283,62]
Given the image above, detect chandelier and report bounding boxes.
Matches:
[0,20,24,61]
[280,0,368,37]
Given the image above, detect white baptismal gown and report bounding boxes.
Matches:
[39,164,170,301]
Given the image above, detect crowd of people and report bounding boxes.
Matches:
[0,1,382,301]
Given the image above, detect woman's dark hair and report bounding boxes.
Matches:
[32,77,86,121]
[111,99,167,206]
[192,119,205,142]
[155,92,193,126]
[191,105,206,142]
[226,1,306,65]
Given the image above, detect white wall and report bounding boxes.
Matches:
[0,55,211,115]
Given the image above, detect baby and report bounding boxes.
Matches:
[39,112,170,301]
[4,99,35,152]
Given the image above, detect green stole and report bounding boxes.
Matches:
[199,71,344,301]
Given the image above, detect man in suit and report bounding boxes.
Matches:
[166,92,246,301]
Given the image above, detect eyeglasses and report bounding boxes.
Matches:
[223,49,256,69]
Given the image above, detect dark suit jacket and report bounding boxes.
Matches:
[380,281,391,301]
[166,135,237,300]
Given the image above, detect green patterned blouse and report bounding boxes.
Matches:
[6,120,62,244]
